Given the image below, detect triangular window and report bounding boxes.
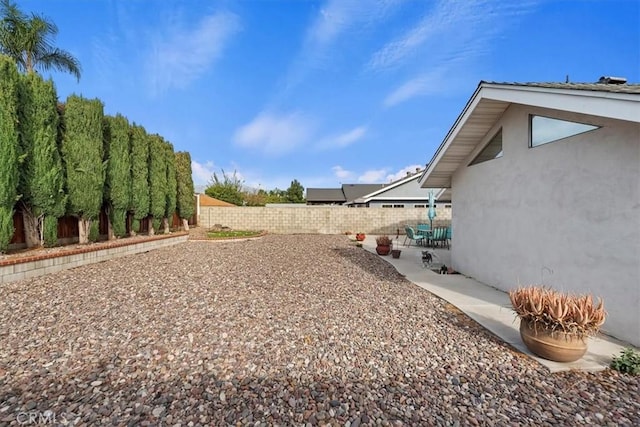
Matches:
[469,128,503,166]
[530,115,599,147]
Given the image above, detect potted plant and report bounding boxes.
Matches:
[375,235,392,255]
[391,248,401,258]
[355,232,366,241]
[509,286,606,362]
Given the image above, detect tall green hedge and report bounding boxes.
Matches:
[18,72,66,246]
[175,151,195,221]
[164,141,177,226]
[61,95,105,243]
[148,134,167,233]
[130,124,150,231]
[0,55,20,252]
[104,114,131,237]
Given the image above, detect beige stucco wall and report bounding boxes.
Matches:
[451,104,640,346]
[199,206,451,235]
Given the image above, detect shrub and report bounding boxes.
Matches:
[509,286,606,338]
[88,220,99,242]
[43,215,58,247]
[610,348,640,375]
[376,235,392,246]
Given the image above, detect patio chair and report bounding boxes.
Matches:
[432,226,449,250]
[403,226,425,247]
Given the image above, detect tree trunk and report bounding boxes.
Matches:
[182,218,190,231]
[78,218,90,244]
[148,216,155,236]
[21,209,40,248]
[163,217,170,234]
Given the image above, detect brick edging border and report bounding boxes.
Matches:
[0,232,189,267]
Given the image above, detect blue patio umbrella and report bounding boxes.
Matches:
[428,190,436,230]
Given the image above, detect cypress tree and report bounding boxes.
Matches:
[130,124,150,234]
[104,114,131,238]
[163,141,177,233]
[0,55,20,252]
[61,95,105,244]
[175,151,195,230]
[148,134,167,235]
[17,72,66,247]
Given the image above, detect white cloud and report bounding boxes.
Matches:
[316,126,367,150]
[332,165,355,181]
[357,169,389,183]
[279,0,401,94]
[146,11,241,95]
[374,0,538,106]
[384,164,424,182]
[308,0,398,48]
[191,160,216,184]
[383,69,448,107]
[233,111,316,156]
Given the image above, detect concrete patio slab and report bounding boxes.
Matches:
[361,236,632,373]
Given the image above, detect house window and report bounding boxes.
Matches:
[445,204,452,209]
[393,204,405,208]
[530,115,599,147]
[382,204,392,208]
[469,128,502,166]
[414,204,425,208]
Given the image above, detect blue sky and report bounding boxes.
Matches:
[19,0,640,192]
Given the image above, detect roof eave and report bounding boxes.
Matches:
[419,82,640,189]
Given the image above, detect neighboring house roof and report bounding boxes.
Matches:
[419,80,640,189]
[198,194,236,207]
[341,184,385,203]
[306,188,346,203]
[346,173,448,204]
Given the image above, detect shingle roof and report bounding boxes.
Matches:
[341,184,385,203]
[306,188,346,202]
[483,80,640,94]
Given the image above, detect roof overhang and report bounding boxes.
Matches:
[419,82,640,189]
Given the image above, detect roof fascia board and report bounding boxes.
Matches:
[418,82,485,186]
[482,85,640,123]
[363,174,420,198]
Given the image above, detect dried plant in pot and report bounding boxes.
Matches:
[509,286,606,362]
[375,235,392,255]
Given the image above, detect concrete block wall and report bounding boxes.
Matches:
[0,233,188,285]
[199,206,451,234]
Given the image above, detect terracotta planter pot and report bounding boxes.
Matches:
[355,233,366,241]
[519,320,587,362]
[376,244,391,255]
[391,249,401,258]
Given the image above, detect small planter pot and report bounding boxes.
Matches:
[391,249,401,258]
[519,320,588,362]
[376,244,391,256]
[355,233,366,241]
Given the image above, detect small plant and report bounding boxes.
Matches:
[355,232,366,241]
[610,348,640,375]
[376,235,392,246]
[509,286,606,338]
[207,230,262,238]
[355,242,363,248]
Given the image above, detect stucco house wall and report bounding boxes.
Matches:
[451,103,640,345]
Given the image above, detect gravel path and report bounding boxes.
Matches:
[0,235,638,426]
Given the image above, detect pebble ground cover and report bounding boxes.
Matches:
[0,234,638,426]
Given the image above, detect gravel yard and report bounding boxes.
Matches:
[0,234,638,426]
